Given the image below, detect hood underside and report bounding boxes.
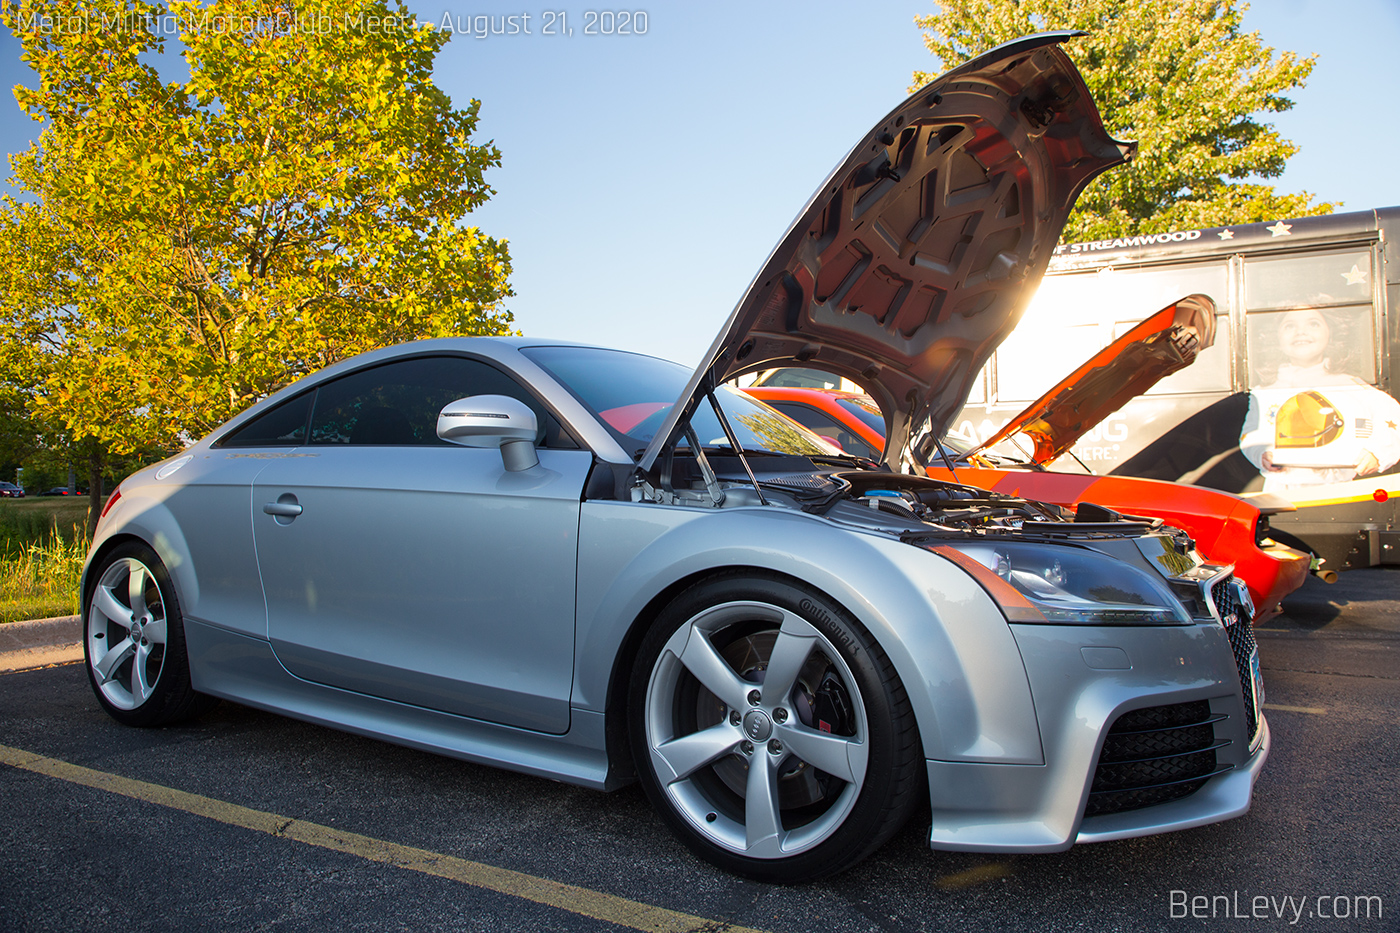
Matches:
[974,294,1218,464]
[641,32,1133,474]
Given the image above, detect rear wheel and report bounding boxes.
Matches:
[629,573,921,881]
[84,542,215,727]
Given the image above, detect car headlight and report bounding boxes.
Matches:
[926,542,1192,625]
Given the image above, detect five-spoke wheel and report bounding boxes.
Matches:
[88,555,169,710]
[630,574,920,881]
[84,542,213,726]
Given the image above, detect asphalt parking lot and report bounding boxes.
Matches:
[1,571,1395,933]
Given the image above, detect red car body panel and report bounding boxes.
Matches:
[746,385,1310,622]
[977,296,1217,464]
[922,465,1308,623]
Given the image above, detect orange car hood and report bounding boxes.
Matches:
[975,294,1217,464]
[638,32,1132,473]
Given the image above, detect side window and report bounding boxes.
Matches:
[308,356,574,447]
[219,392,313,448]
[1244,248,1378,387]
[770,403,879,459]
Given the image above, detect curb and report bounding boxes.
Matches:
[0,615,82,672]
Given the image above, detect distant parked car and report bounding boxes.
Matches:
[39,486,83,496]
[0,482,25,498]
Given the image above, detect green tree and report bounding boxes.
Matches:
[0,0,514,531]
[911,0,1337,240]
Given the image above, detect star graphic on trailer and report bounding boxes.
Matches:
[1342,264,1368,286]
[1267,221,1292,237]
[1218,229,1235,240]
[1389,421,1397,430]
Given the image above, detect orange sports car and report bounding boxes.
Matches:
[747,297,1312,623]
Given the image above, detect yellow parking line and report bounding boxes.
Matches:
[1262,703,1326,715]
[0,743,767,933]
[935,861,1013,889]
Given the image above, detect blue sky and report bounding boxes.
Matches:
[2,0,1397,366]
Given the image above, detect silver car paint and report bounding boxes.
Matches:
[92,476,202,621]
[164,453,280,638]
[252,446,593,734]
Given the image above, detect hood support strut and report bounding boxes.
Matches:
[933,438,961,482]
[705,388,768,506]
[643,364,768,508]
[684,423,727,507]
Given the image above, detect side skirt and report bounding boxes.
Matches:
[184,618,619,790]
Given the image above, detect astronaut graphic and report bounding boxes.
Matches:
[1240,306,1400,492]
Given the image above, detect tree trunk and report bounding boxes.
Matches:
[86,447,103,541]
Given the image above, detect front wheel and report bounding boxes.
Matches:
[83,542,215,727]
[629,573,921,881]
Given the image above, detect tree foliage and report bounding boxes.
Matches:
[0,0,514,460]
[912,0,1337,240]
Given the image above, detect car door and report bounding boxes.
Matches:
[251,354,592,734]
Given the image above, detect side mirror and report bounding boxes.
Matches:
[437,395,539,471]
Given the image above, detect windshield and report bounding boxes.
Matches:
[836,396,886,433]
[522,346,838,458]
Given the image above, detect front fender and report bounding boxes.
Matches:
[573,500,1044,765]
[81,488,199,620]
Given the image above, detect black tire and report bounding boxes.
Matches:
[628,572,922,881]
[83,541,216,727]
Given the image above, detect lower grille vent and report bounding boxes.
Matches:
[1085,700,1232,817]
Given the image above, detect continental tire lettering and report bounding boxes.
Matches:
[799,598,860,656]
[798,597,831,626]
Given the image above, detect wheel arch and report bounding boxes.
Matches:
[81,533,147,611]
[82,495,199,620]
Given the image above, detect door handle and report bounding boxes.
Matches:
[263,495,303,523]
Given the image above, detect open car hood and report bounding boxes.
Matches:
[973,294,1218,464]
[640,32,1133,473]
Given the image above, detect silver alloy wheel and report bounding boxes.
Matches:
[87,557,169,711]
[644,600,869,859]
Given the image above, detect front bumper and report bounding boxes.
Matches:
[925,619,1267,852]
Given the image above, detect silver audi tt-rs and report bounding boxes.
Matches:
[81,34,1268,881]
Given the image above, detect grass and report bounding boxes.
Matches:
[0,498,89,552]
[0,499,93,624]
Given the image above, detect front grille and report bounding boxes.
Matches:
[1085,700,1232,817]
[1213,579,1261,742]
